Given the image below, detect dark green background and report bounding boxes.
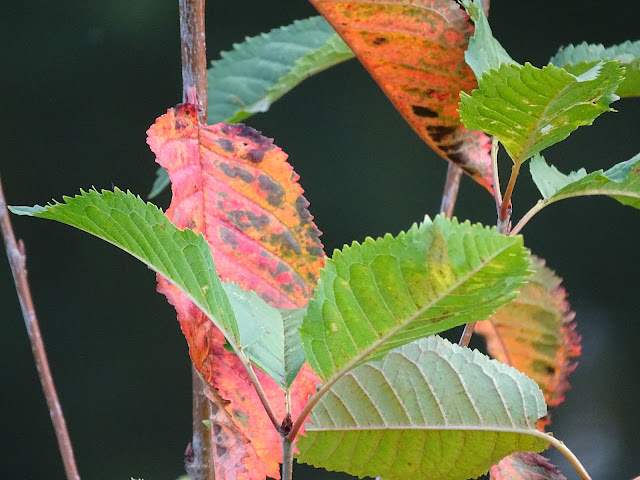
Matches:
[2,1,639,479]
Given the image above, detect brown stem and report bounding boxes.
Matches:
[186,367,216,480]
[179,0,213,478]
[0,174,81,480]
[281,435,295,480]
[498,162,521,235]
[439,163,463,219]
[458,322,477,347]
[179,0,208,121]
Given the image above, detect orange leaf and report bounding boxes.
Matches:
[147,104,324,480]
[475,256,581,429]
[308,0,493,192]
[490,452,567,480]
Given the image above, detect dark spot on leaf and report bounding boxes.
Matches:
[545,365,556,375]
[227,210,270,231]
[411,105,439,118]
[447,152,468,165]
[308,245,324,257]
[258,174,285,206]
[272,231,301,255]
[274,261,291,276]
[220,227,238,249]
[216,138,234,153]
[220,123,235,135]
[372,36,388,45]
[295,196,312,223]
[438,141,464,153]
[219,163,255,183]
[426,125,456,142]
[186,219,197,230]
[216,445,227,456]
[213,424,222,436]
[247,148,265,164]
[229,123,273,149]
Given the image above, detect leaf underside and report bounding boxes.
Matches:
[146,103,325,480]
[208,16,354,125]
[459,61,624,164]
[529,153,640,210]
[300,214,531,382]
[461,0,517,78]
[296,336,548,480]
[308,0,494,192]
[551,40,640,98]
[476,255,581,428]
[223,283,306,389]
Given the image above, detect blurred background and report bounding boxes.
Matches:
[1,0,639,478]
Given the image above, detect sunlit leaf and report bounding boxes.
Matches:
[296,336,549,480]
[300,214,531,381]
[551,40,640,98]
[146,103,324,479]
[475,256,581,427]
[9,188,241,344]
[459,61,624,164]
[490,452,566,480]
[529,153,640,210]
[308,0,494,192]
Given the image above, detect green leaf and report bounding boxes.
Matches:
[551,40,640,97]
[460,0,518,78]
[280,307,307,388]
[296,336,549,480]
[529,153,640,209]
[300,214,531,382]
[9,189,241,345]
[207,16,353,124]
[459,61,624,164]
[223,282,306,389]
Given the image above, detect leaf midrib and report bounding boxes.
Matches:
[516,68,578,164]
[319,238,517,387]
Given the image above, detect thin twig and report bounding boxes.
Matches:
[439,163,463,219]
[458,322,477,348]
[179,0,207,119]
[510,200,546,236]
[491,137,502,211]
[498,162,521,235]
[237,352,281,430]
[178,0,213,478]
[533,431,592,480]
[0,174,81,480]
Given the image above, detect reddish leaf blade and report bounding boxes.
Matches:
[308,0,493,191]
[147,104,324,479]
[490,452,567,480]
[147,103,324,309]
[475,256,581,428]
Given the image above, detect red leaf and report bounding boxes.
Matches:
[490,452,567,480]
[309,0,494,192]
[147,104,324,480]
[475,256,581,429]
